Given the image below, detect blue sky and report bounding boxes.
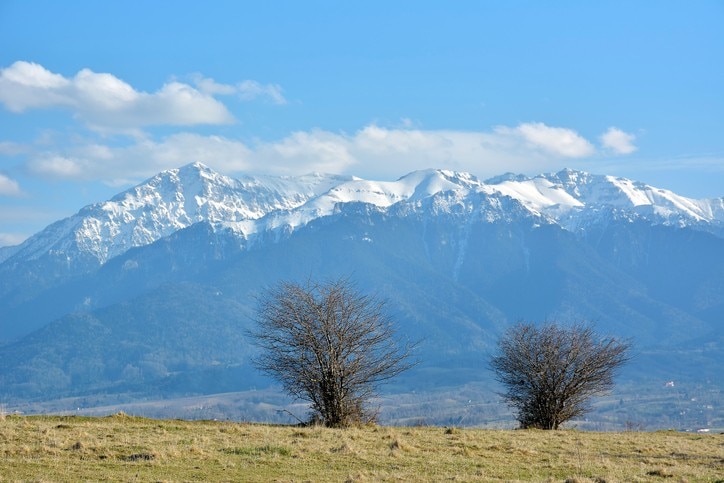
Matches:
[1,1,723,246]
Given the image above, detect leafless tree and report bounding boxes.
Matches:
[250,278,415,428]
[490,322,630,429]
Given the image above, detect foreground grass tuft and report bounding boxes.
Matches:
[0,415,721,481]
[221,444,292,457]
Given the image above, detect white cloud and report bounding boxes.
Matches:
[21,122,601,183]
[26,133,253,184]
[252,122,596,179]
[255,129,356,174]
[26,155,86,179]
[497,122,596,158]
[0,141,28,155]
[0,232,27,247]
[0,173,22,196]
[0,61,234,130]
[0,61,71,111]
[600,127,637,154]
[190,74,287,105]
[237,80,287,105]
[191,75,237,95]
[74,68,139,110]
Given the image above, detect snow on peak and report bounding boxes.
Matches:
[5,164,722,267]
[397,169,483,200]
[12,163,350,264]
[11,165,486,265]
[222,168,486,237]
[485,173,584,219]
[486,168,723,229]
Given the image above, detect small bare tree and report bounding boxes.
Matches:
[490,322,630,430]
[250,278,414,428]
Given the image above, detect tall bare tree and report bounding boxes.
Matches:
[250,278,415,427]
[490,322,630,429]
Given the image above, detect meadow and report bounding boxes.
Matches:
[0,413,722,482]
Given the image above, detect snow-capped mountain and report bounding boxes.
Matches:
[2,163,352,264]
[486,168,724,232]
[1,163,722,428]
[3,163,722,268]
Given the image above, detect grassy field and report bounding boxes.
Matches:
[1,414,722,482]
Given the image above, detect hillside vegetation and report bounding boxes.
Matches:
[1,414,722,481]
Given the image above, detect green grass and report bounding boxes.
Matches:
[1,414,722,481]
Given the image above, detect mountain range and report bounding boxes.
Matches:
[1,163,722,429]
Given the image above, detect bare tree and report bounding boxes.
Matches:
[490,322,630,430]
[250,278,415,428]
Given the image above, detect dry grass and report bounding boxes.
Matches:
[0,414,722,481]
